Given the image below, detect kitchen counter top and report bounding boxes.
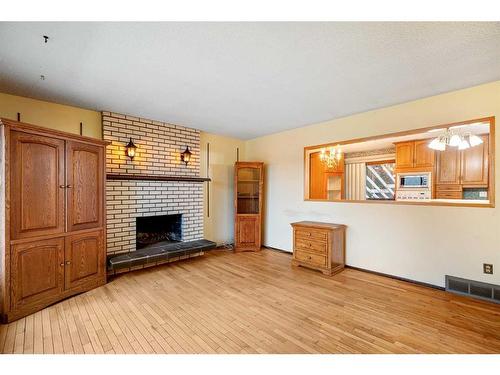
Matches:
[396,198,490,205]
[431,199,490,204]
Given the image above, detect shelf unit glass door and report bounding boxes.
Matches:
[237,167,261,214]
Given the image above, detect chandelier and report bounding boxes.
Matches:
[428,128,483,151]
[319,145,343,169]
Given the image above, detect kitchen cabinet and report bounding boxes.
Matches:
[436,146,461,185]
[395,140,435,170]
[436,135,489,188]
[461,136,489,186]
[435,135,489,198]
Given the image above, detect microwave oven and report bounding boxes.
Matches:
[397,172,431,190]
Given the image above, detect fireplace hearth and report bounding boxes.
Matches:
[136,214,182,249]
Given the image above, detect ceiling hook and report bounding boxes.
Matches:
[43,35,49,43]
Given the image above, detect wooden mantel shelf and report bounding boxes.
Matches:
[106,173,211,182]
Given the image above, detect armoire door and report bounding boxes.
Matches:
[65,231,105,290]
[66,141,104,232]
[10,131,66,240]
[11,237,65,310]
[236,215,260,249]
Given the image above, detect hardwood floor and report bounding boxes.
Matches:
[1,248,500,354]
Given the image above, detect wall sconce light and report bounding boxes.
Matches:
[125,138,137,160]
[180,145,192,165]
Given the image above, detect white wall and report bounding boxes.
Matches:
[200,132,245,245]
[245,81,500,287]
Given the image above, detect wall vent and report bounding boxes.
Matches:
[446,275,500,304]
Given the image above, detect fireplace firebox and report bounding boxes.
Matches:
[136,214,182,249]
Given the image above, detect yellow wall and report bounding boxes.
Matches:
[245,80,500,287]
[0,92,102,139]
[200,132,245,245]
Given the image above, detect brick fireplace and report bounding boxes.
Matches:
[103,112,204,256]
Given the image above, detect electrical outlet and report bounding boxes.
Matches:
[483,263,493,274]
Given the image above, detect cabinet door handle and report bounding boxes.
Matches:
[66,261,72,265]
[59,185,66,188]
[60,263,65,267]
[66,185,72,188]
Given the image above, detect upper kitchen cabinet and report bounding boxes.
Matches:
[395,140,434,170]
[414,140,435,168]
[436,135,489,187]
[395,141,414,169]
[461,136,489,187]
[436,146,461,185]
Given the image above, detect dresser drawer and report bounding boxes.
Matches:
[295,229,327,241]
[295,238,327,254]
[294,250,326,267]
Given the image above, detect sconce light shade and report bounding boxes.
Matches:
[181,145,192,165]
[125,138,137,159]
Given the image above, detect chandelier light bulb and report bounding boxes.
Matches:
[449,134,461,147]
[469,134,483,147]
[458,139,470,150]
[428,138,445,151]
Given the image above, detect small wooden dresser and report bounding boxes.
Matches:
[290,221,346,276]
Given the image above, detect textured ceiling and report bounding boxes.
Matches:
[1,22,499,139]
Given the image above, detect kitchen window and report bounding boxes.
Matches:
[365,160,395,200]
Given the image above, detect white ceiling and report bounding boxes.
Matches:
[1,22,500,139]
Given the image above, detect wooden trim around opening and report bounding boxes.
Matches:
[304,116,495,208]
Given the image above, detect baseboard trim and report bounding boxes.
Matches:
[263,245,444,291]
[346,265,444,291]
[262,245,292,254]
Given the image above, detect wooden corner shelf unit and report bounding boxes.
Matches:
[0,119,109,323]
[234,162,264,252]
[291,221,346,276]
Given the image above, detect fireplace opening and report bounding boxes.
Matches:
[136,214,182,249]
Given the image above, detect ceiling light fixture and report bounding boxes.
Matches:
[319,145,343,169]
[428,128,483,151]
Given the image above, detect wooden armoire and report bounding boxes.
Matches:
[234,162,264,252]
[0,119,108,323]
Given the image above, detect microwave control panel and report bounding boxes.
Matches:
[396,190,431,200]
